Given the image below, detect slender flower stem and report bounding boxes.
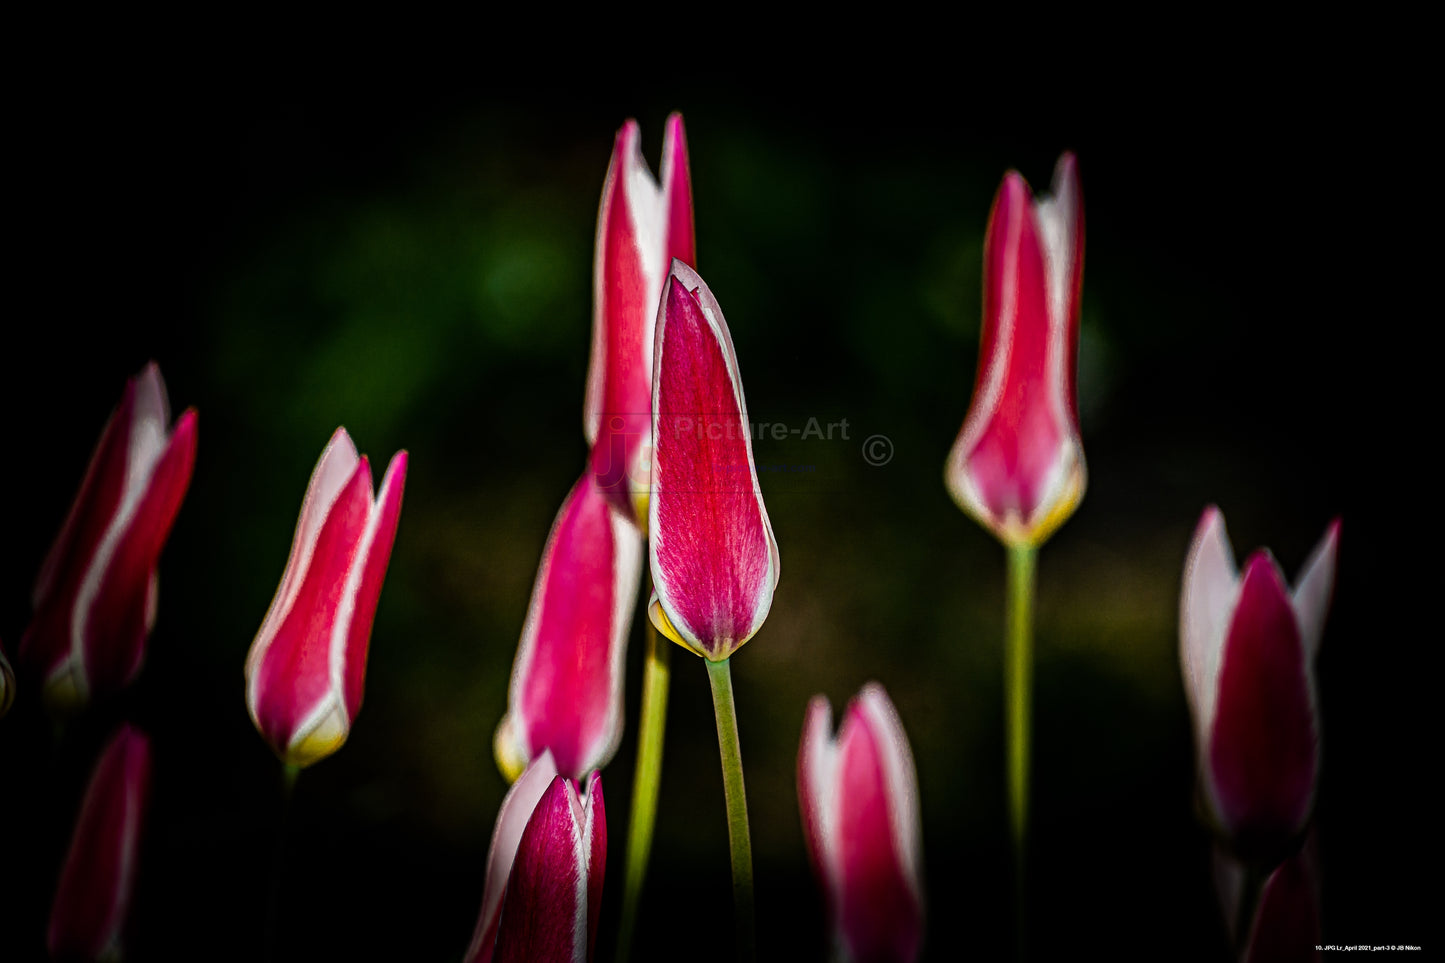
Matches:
[1005,543,1037,957]
[706,658,755,962]
[618,573,672,962]
[263,763,300,963]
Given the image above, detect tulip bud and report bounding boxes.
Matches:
[0,645,14,719]
[798,683,924,963]
[493,474,643,782]
[464,753,606,963]
[47,724,152,961]
[1181,507,1339,862]
[945,154,1085,548]
[244,428,407,768]
[584,113,696,526]
[19,363,197,712]
[647,261,780,661]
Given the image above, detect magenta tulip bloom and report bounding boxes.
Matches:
[47,724,152,961]
[19,363,197,712]
[945,153,1085,548]
[584,114,696,526]
[464,752,606,963]
[1182,507,1339,861]
[647,261,779,661]
[799,683,924,963]
[244,428,407,768]
[493,474,643,782]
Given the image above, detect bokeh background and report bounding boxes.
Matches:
[1,57,1425,961]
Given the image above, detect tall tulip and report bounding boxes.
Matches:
[585,113,695,527]
[493,474,643,782]
[945,153,1085,549]
[47,724,152,961]
[646,259,776,955]
[19,363,197,712]
[464,752,606,963]
[1181,507,1339,862]
[798,683,924,963]
[244,428,407,768]
[647,261,779,662]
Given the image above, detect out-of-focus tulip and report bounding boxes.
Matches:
[584,113,696,526]
[464,752,606,963]
[0,645,14,719]
[798,683,924,963]
[244,428,407,768]
[19,363,197,712]
[1214,837,1322,962]
[945,153,1085,548]
[647,261,779,662]
[47,724,152,962]
[1182,507,1340,861]
[493,474,643,782]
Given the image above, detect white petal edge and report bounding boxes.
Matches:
[1180,506,1240,756]
[799,696,844,919]
[856,683,924,909]
[1291,520,1340,662]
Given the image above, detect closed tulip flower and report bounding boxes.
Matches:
[647,261,779,661]
[799,683,924,963]
[1181,507,1340,862]
[47,724,152,962]
[244,428,407,768]
[945,153,1085,548]
[464,752,606,963]
[19,363,197,712]
[493,474,643,782]
[585,113,695,526]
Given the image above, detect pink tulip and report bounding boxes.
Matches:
[584,114,696,526]
[1213,838,1322,962]
[19,363,197,711]
[244,428,407,768]
[464,752,606,963]
[798,683,924,963]
[647,261,779,661]
[493,474,643,782]
[47,724,152,961]
[945,153,1085,548]
[1182,507,1339,861]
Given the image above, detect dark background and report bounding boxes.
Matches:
[0,47,1427,961]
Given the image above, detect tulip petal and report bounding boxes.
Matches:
[1180,506,1241,756]
[1209,552,1317,853]
[47,724,151,961]
[1243,842,1322,963]
[799,685,923,963]
[493,775,597,963]
[582,772,606,961]
[584,116,696,522]
[1291,519,1340,661]
[465,752,560,963]
[946,162,1086,547]
[649,262,779,660]
[499,474,642,781]
[340,450,408,721]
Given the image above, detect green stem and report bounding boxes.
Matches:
[706,658,755,963]
[1006,543,1037,957]
[618,591,672,962]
